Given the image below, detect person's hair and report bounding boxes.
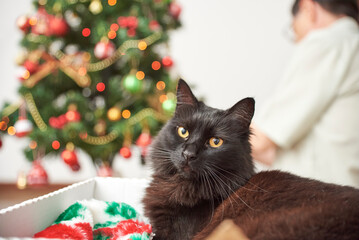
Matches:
[292,0,359,22]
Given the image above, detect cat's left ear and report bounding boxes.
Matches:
[176,79,199,110]
[227,98,255,128]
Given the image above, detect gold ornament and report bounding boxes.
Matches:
[53,2,62,13]
[89,0,103,15]
[66,142,75,151]
[83,52,91,62]
[107,107,121,121]
[68,103,77,111]
[94,119,107,136]
[38,0,47,5]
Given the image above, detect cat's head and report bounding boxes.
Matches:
[149,79,255,202]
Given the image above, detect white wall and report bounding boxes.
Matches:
[171,0,294,111]
[0,0,294,183]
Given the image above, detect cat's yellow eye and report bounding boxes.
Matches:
[209,137,223,148]
[177,126,189,139]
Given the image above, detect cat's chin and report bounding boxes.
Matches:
[178,170,196,180]
[176,164,200,180]
[167,175,207,206]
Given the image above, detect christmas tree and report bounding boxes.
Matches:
[0,0,181,182]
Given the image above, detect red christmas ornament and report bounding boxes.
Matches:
[136,132,152,147]
[149,20,161,31]
[97,165,113,177]
[117,16,128,28]
[27,161,49,187]
[23,60,39,74]
[49,114,67,129]
[49,110,80,129]
[31,8,52,36]
[49,17,69,36]
[169,2,182,19]
[17,15,30,32]
[49,116,60,129]
[127,28,136,37]
[65,110,81,122]
[58,114,68,127]
[119,146,132,159]
[14,117,33,137]
[61,150,80,171]
[162,56,173,68]
[117,16,138,30]
[94,40,116,59]
[126,16,138,29]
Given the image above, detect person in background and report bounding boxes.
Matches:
[251,0,359,187]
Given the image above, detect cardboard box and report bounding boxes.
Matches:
[0,177,149,239]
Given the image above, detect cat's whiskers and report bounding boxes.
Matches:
[210,169,260,210]
[210,164,269,193]
[203,167,226,221]
[210,171,244,210]
[201,170,215,224]
[150,146,173,155]
[149,147,172,159]
[150,150,171,157]
[204,166,233,209]
[150,155,172,164]
[150,146,171,151]
[207,167,255,211]
[205,167,237,211]
[149,147,176,174]
[150,153,171,159]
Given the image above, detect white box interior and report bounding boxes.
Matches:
[0,177,149,238]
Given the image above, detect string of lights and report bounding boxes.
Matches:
[54,31,162,72]
[20,91,169,145]
[80,108,169,145]
[24,93,48,131]
[1,102,21,118]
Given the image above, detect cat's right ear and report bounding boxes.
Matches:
[176,79,198,111]
[227,98,255,128]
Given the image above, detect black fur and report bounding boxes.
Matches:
[143,79,359,240]
[143,79,255,239]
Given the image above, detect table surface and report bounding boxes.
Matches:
[0,183,69,210]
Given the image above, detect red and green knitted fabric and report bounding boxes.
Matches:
[34,199,152,240]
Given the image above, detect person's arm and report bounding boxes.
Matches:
[250,123,277,166]
[252,38,348,165]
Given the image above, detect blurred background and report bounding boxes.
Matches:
[0,0,293,207]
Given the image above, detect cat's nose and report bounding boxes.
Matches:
[182,149,196,162]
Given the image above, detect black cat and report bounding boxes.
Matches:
[142,79,359,240]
